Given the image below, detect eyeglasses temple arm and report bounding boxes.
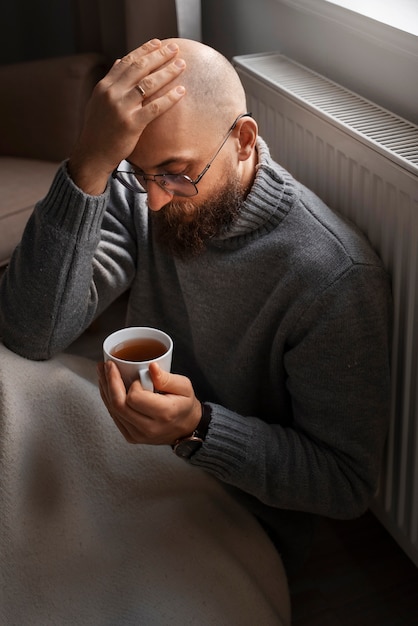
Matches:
[193,112,252,184]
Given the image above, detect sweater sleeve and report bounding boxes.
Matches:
[191,263,393,520]
[0,163,137,360]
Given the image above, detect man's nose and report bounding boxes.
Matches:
[146,181,174,211]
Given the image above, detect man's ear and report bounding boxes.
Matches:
[237,117,258,161]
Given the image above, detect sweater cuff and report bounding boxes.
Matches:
[190,402,253,478]
[39,161,110,241]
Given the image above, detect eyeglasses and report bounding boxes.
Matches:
[112,112,252,198]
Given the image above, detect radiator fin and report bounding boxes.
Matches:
[235,54,418,171]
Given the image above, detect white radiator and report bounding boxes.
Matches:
[233,52,418,567]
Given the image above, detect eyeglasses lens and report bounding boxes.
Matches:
[118,172,197,197]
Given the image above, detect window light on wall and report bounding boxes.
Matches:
[324,0,418,36]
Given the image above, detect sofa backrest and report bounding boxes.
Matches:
[0,53,107,162]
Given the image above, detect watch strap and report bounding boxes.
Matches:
[194,402,212,441]
[171,402,212,454]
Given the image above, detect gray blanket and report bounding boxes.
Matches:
[0,344,290,625]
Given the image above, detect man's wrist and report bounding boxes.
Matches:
[67,153,110,196]
[171,403,212,459]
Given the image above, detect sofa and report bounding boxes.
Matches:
[0,52,107,282]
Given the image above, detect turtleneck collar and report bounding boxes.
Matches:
[210,137,298,247]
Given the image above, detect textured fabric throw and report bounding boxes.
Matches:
[0,343,290,625]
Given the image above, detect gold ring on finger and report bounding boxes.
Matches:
[135,84,146,98]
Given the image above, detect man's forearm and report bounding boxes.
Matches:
[0,165,107,359]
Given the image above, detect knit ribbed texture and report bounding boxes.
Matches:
[0,137,392,569]
[213,138,297,245]
[0,343,291,624]
[41,163,109,241]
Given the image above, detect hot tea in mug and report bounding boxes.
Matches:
[111,338,167,362]
[103,327,173,391]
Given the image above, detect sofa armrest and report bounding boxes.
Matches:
[0,54,107,161]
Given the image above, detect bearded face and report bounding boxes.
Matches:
[151,172,245,260]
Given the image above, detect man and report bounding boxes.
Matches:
[0,38,392,571]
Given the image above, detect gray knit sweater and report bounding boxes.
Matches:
[0,138,392,567]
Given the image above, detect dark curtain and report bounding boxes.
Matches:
[72,0,180,63]
[1,0,201,65]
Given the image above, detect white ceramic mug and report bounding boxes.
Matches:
[103,326,173,391]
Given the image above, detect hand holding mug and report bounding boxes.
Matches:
[99,327,202,445]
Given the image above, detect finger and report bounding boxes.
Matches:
[111,413,139,443]
[104,360,129,407]
[149,363,193,396]
[97,362,111,403]
[135,365,202,439]
[134,58,186,101]
[99,363,147,439]
[104,362,158,430]
[105,39,162,82]
[114,41,181,91]
[131,84,186,127]
[124,366,195,426]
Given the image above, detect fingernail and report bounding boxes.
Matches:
[176,86,186,95]
[174,59,186,69]
[167,43,178,52]
[149,38,161,47]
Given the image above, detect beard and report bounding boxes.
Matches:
[151,174,245,260]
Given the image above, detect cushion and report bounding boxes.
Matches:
[0,157,58,267]
[0,53,106,162]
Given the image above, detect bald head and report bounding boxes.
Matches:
[154,38,248,131]
[130,38,257,200]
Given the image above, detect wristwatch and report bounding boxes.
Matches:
[172,403,212,459]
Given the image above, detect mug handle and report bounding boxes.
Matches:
[138,366,154,392]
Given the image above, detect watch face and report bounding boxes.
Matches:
[174,437,203,459]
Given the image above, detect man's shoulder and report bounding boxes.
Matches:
[292,183,383,269]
